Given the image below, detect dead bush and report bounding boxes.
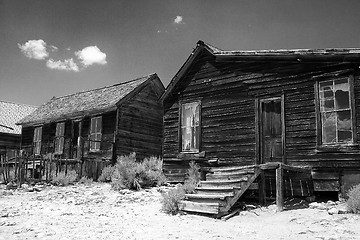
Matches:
[51,170,78,186]
[78,176,93,185]
[183,161,200,194]
[110,153,166,191]
[98,165,115,182]
[161,185,186,215]
[347,184,360,214]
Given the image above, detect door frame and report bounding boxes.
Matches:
[255,94,286,165]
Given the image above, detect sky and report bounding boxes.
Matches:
[1,0,360,106]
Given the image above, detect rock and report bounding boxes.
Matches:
[337,205,349,214]
[6,182,17,190]
[309,202,327,210]
[328,207,339,215]
[327,200,336,206]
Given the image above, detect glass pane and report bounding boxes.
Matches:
[182,105,191,128]
[181,127,191,151]
[322,112,336,143]
[319,81,333,91]
[194,103,200,126]
[335,79,350,110]
[193,126,200,150]
[322,98,334,111]
[91,119,96,133]
[338,110,352,131]
[338,131,352,143]
[96,117,102,132]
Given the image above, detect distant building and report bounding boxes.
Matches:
[17,73,164,179]
[0,101,37,160]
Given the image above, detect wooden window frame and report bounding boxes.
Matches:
[179,100,202,153]
[90,116,102,152]
[315,76,357,148]
[33,126,42,156]
[54,122,65,154]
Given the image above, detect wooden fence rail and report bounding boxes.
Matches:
[0,153,111,185]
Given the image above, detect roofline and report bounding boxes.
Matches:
[51,73,158,101]
[160,41,360,103]
[160,41,213,102]
[0,100,37,109]
[18,73,164,126]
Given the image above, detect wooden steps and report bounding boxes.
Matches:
[180,165,261,217]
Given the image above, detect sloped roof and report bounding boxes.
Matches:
[161,40,360,102]
[18,73,163,126]
[0,101,37,135]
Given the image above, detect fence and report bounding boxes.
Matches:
[0,153,111,185]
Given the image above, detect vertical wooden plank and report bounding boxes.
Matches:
[281,93,286,164]
[314,81,321,146]
[258,169,266,205]
[77,121,83,160]
[32,155,35,179]
[255,98,260,165]
[276,164,284,212]
[349,75,357,143]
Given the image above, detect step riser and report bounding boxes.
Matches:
[184,198,228,206]
[180,201,219,215]
[200,183,243,188]
[210,167,255,173]
[196,190,235,195]
[206,174,252,181]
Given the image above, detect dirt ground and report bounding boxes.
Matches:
[0,183,359,240]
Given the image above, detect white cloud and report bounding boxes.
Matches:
[174,16,184,24]
[49,45,58,52]
[18,39,49,60]
[75,46,107,67]
[46,58,79,72]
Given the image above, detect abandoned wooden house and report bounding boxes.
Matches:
[161,40,360,216]
[17,73,164,179]
[0,101,37,162]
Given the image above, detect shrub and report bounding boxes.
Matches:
[161,161,201,215]
[109,153,166,191]
[346,184,360,214]
[78,176,93,185]
[98,165,115,182]
[161,186,186,215]
[51,170,78,186]
[183,161,200,194]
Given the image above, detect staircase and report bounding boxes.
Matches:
[180,165,261,217]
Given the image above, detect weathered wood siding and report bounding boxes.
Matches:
[116,84,163,161]
[163,51,360,183]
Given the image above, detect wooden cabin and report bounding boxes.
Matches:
[0,101,36,161]
[17,73,164,179]
[161,41,360,215]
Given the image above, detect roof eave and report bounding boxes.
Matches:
[160,41,214,103]
[214,53,360,63]
[19,106,118,127]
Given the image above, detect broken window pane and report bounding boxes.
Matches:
[319,78,353,144]
[322,112,336,143]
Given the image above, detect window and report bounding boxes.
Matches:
[318,77,354,144]
[33,127,42,155]
[54,122,65,154]
[180,101,200,152]
[90,116,102,151]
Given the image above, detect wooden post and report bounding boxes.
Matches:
[32,155,35,179]
[276,164,284,212]
[259,169,266,205]
[1,155,6,183]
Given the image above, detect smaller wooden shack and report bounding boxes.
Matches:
[0,101,36,161]
[17,73,164,179]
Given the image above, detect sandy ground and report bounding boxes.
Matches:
[0,183,360,240]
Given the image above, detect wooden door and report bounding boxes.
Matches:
[260,98,283,163]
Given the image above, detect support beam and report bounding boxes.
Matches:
[276,165,284,212]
